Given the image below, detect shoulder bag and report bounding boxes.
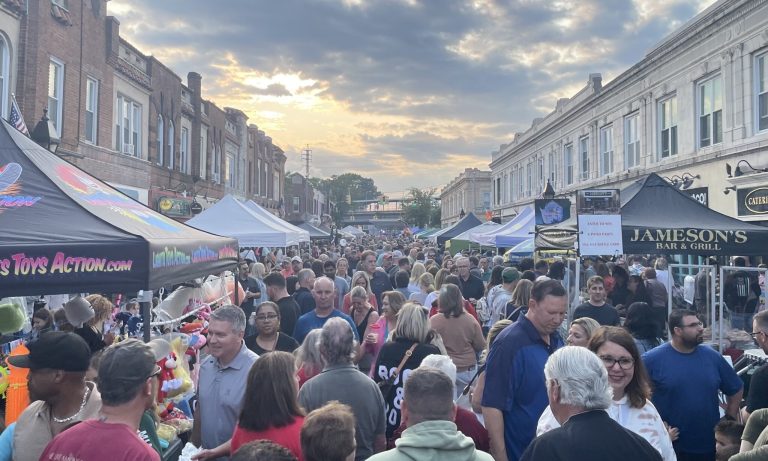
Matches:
[377,343,418,400]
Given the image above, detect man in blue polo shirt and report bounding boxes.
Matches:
[293,276,358,344]
[481,279,567,461]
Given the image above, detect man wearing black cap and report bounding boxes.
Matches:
[41,339,161,460]
[11,332,101,461]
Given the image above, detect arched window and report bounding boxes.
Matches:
[0,36,9,119]
[168,120,175,170]
[156,115,164,165]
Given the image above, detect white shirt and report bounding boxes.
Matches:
[537,396,676,461]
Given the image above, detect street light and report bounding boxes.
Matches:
[723,186,737,195]
[726,160,768,178]
[31,109,60,154]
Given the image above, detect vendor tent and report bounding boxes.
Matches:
[431,213,482,246]
[297,222,331,239]
[340,225,365,237]
[507,238,535,256]
[243,200,310,244]
[620,173,768,255]
[448,221,501,251]
[0,120,238,297]
[187,195,305,247]
[471,206,535,247]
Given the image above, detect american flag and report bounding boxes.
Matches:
[8,95,28,135]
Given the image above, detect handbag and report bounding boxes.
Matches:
[377,343,418,399]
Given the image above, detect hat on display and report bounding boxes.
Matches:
[8,331,91,371]
[0,298,26,334]
[502,267,521,283]
[63,296,95,328]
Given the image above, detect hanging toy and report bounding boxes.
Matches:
[156,353,183,403]
[0,366,10,397]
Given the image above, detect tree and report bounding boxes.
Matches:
[310,173,379,224]
[403,187,439,228]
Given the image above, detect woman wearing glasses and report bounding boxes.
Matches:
[245,301,299,355]
[537,327,676,461]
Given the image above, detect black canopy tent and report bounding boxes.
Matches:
[0,119,238,298]
[621,173,768,255]
[535,173,768,255]
[434,213,483,246]
[297,222,331,240]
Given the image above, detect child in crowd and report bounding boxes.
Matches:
[715,419,744,461]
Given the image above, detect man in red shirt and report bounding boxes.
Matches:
[40,339,161,461]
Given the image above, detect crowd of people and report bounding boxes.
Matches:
[1,234,766,461]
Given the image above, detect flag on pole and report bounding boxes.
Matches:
[8,94,29,135]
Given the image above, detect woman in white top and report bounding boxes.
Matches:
[423,268,448,311]
[408,272,434,306]
[537,326,676,461]
[408,262,426,293]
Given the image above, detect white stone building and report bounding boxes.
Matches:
[440,168,492,227]
[490,0,768,228]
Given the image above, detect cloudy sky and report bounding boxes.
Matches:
[109,0,715,195]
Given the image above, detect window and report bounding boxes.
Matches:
[180,127,189,174]
[599,126,613,176]
[526,163,532,197]
[85,78,98,143]
[624,113,640,168]
[518,167,524,197]
[697,75,722,148]
[156,115,164,165]
[564,144,574,185]
[483,192,491,209]
[48,59,64,137]
[495,177,500,205]
[200,128,208,179]
[548,151,557,185]
[0,36,10,119]
[273,170,281,201]
[167,121,175,170]
[579,136,589,180]
[537,157,544,190]
[509,171,515,201]
[757,53,768,132]
[213,144,221,183]
[225,152,235,187]
[293,196,300,213]
[659,96,678,158]
[115,94,142,157]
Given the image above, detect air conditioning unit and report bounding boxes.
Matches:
[122,143,135,155]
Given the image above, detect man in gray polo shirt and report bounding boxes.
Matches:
[192,305,258,460]
[299,317,386,460]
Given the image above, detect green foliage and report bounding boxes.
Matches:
[403,187,439,227]
[311,173,380,223]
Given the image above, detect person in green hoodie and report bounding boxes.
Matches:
[367,367,493,461]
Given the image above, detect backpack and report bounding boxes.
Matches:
[475,296,491,324]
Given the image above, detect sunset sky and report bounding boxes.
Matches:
[108,0,716,195]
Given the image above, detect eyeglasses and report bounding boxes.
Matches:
[599,355,635,370]
[255,313,279,321]
[682,321,703,329]
[751,331,765,340]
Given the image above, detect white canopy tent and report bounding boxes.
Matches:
[187,195,308,247]
[470,206,535,247]
[244,200,310,244]
[340,225,365,237]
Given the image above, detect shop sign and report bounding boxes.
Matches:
[190,200,203,215]
[682,187,709,207]
[626,227,747,252]
[737,187,768,216]
[156,197,192,218]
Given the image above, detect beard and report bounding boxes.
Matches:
[681,334,703,349]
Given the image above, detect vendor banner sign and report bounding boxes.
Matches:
[737,187,768,217]
[577,189,623,256]
[622,227,762,254]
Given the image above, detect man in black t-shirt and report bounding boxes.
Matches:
[572,276,620,326]
[746,311,768,418]
[236,261,262,323]
[263,272,300,336]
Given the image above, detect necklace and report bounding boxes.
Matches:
[52,386,90,424]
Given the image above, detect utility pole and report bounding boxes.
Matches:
[301,145,312,178]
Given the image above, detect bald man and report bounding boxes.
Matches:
[292,276,359,344]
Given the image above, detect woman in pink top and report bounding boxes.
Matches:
[192,352,305,461]
[357,290,405,376]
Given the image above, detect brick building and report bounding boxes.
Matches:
[8,0,285,221]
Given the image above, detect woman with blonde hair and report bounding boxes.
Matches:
[408,272,434,306]
[566,316,601,347]
[373,303,441,442]
[296,329,325,388]
[342,271,377,314]
[423,268,449,310]
[505,278,534,321]
[408,262,426,293]
[74,294,115,353]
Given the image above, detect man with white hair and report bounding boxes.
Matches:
[520,346,661,461]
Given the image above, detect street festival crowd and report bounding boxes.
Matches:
[2,234,768,461]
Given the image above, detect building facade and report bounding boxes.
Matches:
[440,168,492,227]
[490,0,768,228]
[12,0,285,221]
[284,172,335,226]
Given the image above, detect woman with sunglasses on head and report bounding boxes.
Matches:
[245,302,299,355]
[536,326,676,461]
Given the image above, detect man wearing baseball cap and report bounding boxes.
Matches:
[40,339,161,460]
[11,331,101,461]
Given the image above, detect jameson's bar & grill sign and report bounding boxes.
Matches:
[623,227,762,255]
[737,187,768,217]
